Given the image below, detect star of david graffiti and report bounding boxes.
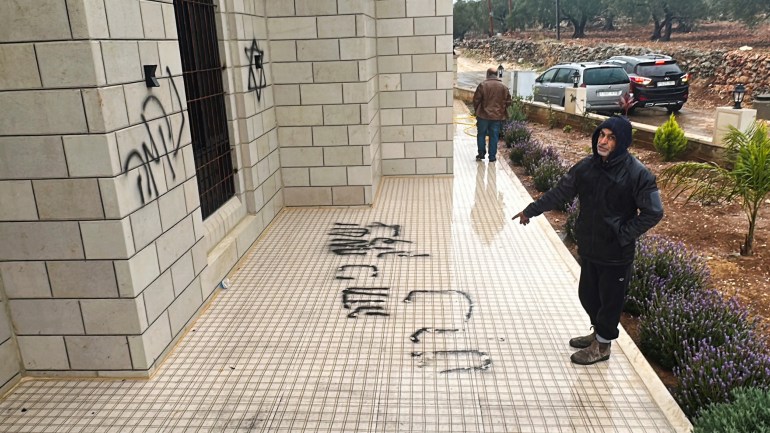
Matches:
[244,39,267,101]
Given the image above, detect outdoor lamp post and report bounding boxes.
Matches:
[571,71,580,88]
[733,84,746,109]
[497,64,504,78]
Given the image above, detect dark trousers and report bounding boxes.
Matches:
[577,258,633,341]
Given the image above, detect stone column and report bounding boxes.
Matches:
[713,106,757,146]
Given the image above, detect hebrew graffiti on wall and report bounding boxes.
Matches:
[244,39,267,101]
[122,66,186,204]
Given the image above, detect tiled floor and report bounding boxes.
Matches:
[0,102,690,432]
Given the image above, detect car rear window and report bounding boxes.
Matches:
[637,62,683,76]
[583,68,629,85]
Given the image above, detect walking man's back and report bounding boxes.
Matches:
[473,68,511,162]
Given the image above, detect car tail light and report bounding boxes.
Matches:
[580,83,586,88]
[681,72,691,83]
[655,60,666,65]
[630,76,652,86]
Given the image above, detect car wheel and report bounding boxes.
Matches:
[667,103,683,114]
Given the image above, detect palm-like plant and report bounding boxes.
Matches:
[660,121,770,256]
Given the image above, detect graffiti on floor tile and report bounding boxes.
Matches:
[403,290,474,321]
[328,222,428,257]
[335,264,378,280]
[411,350,492,374]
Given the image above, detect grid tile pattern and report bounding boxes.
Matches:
[0,104,682,432]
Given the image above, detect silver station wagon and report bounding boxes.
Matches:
[533,62,631,112]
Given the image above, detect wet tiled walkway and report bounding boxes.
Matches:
[0,101,690,432]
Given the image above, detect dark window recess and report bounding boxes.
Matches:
[173,0,234,219]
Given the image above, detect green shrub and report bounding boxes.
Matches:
[562,125,573,133]
[502,120,531,146]
[532,157,566,192]
[507,95,527,122]
[522,143,559,175]
[693,387,770,432]
[654,114,688,161]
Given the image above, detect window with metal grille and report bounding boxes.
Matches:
[173,0,235,219]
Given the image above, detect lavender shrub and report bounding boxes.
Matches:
[502,120,531,147]
[509,138,540,166]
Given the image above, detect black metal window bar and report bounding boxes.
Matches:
[173,0,234,219]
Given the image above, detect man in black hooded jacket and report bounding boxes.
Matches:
[512,116,664,365]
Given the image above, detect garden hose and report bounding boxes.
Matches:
[455,114,478,137]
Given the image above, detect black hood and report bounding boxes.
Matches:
[592,116,632,161]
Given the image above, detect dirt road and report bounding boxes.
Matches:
[455,53,716,138]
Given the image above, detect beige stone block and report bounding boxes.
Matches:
[269,41,297,62]
[157,41,183,77]
[436,0,453,15]
[17,336,68,370]
[10,299,85,335]
[332,186,364,205]
[33,179,104,220]
[115,244,160,297]
[402,72,437,90]
[280,147,323,167]
[104,0,144,38]
[266,0,294,15]
[380,109,403,126]
[403,108,437,125]
[0,44,41,90]
[63,134,120,178]
[412,54,446,72]
[278,126,313,147]
[338,0,372,14]
[407,0,436,16]
[170,252,195,296]
[348,125,370,145]
[283,187,332,206]
[128,311,171,370]
[156,216,196,271]
[276,106,323,126]
[380,91,416,109]
[160,3,177,38]
[358,57,378,81]
[416,157,448,174]
[37,41,105,87]
[343,82,370,104]
[437,140,453,157]
[379,74,401,91]
[273,85,300,106]
[318,15,356,38]
[378,18,413,37]
[300,83,343,105]
[142,271,174,323]
[297,40,339,62]
[309,167,347,186]
[416,89,447,107]
[377,38,398,56]
[382,159,416,175]
[436,34,453,53]
[282,168,310,187]
[267,17,317,40]
[295,0,336,15]
[437,71,454,89]
[340,39,366,61]
[324,146,362,165]
[312,126,349,146]
[323,105,361,125]
[271,62,314,84]
[347,166,372,185]
[414,16,444,35]
[98,165,154,219]
[313,61,359,83]
[378,55,412,74]
[158,185,188,231]
[168,277,203,335]
[81,297,147,334]
[0,181,36,221]
[66,0,109,39]
[101,41,142,85]
[0,222,83,261]
[0,0,70,42]
[48,261,119,298]
[381,142,405,159]
[140,1,165,39]
[399,36,435,54]
[0,262,50,299]
[124,81,173,126]
[382,125,415,143]
[66,336,132,370]
[414,124,447,141]
[376,0,406,18]
[130,201,162,251]
[405,141,437,158]
[81,218,135,260]
[0,90,87,136]
[0,340,19,386]
[81,86,130,134]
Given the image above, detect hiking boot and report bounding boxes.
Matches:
[570,340,611,365]
[475,154,484,161]
[569,330,596,349]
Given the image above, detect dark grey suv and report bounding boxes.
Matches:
[532,62,630,113]
[603,54,690,113]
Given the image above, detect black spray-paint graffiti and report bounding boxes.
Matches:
[122,66,186,204]
[244,39,267,101]
[329,222,491,373]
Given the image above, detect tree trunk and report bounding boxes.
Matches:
[571,17,586,38]
[603,14,615,31]
[650,17,662,41]
[741,206,760,256]
[661,14,674,41]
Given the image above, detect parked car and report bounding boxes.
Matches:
[532,62,630,113]
[603,54,690,113]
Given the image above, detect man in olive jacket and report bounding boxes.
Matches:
[473,68,511,162]
[512,116,664,365]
